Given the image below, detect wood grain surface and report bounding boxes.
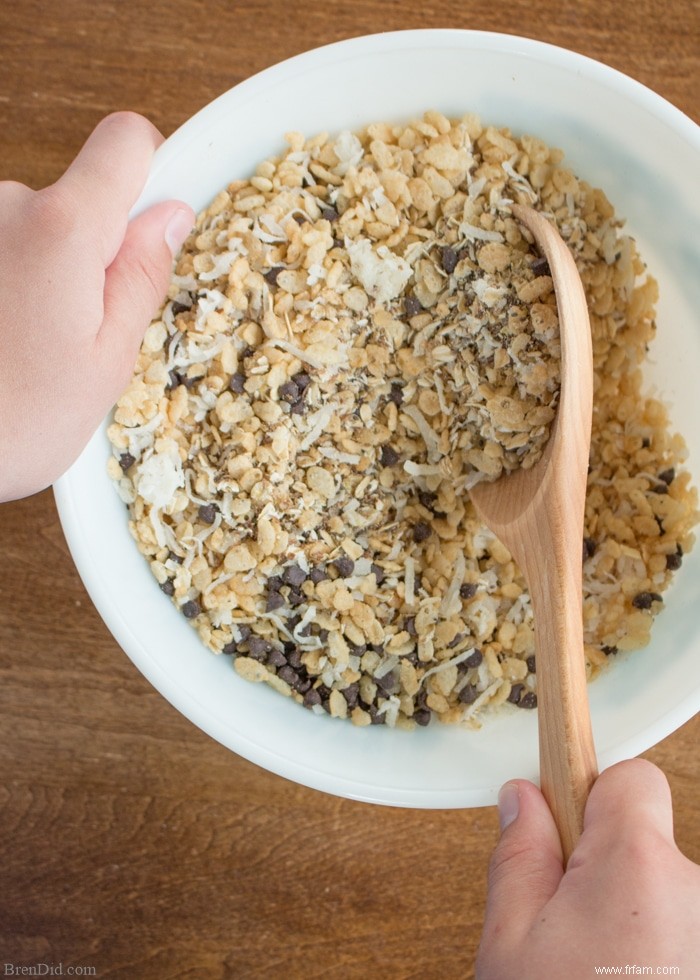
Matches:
[0,2,697,977]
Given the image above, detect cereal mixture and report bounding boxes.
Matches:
[108,111,698,729]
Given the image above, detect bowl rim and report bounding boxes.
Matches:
[148,29,700,188]
[54,28,700,808]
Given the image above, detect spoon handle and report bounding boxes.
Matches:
[471,204,599,863]
[527,538,599,863]
[511,203,598,863]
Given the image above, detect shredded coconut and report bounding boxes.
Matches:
[135,452,184,509]
[345,237,413,306]
[109,109,698,732]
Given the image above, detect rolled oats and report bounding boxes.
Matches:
[110,111,698,730]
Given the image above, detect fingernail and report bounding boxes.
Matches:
[165,206,193,256]
[498,782,520,831]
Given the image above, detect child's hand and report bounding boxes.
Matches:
[0,111,194,502]
[477,759,700,978]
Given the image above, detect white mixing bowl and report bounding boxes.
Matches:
[54,30,700,807]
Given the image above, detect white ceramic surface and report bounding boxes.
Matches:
[54,30,700,808]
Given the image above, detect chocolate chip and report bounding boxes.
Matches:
[333,556,354,578]
[292,372,311,391]
[267,648,287,668]
[370,563,385,585]
[388,383,404,406]
[650,483,669,495]
[266,591,285,612]
[286,648,303,670]
[417,490,438,511]
[582,537,597,561]
[666,552,683,571]
[294,675,312,696]
[460,582,478,600]
[321,206,339,221]
[247,636,271,659]
[342,682,360,708]
[182,600,201,619]
[222,641,237,655]
[526,655,536,674]
[316,683,332,707]
[278,380,300,404]
[465,649,483,669]
[658,467,675,485]
[375,670,398,694]
[168,371,196,391]
[404,294,422,316]
[278,665,300,687]
[264,266,284,286]
[170,371,197,389]
[198,503,218,525]
[309,567,328,584]
[368,705,386,725]
[632,591,663,610]
[458,684,478,704]
[448,632,465,649]
[283,563,306,588]
[507,683,524,704]
[404,616,417,637]
[518,692,538,709]
[441,245,458,274]
[349,643,367,657]
[119,452,136,472]
[228,372,246,393]
[417,490,437,510]
[236,625,252,642]
[530,255,550,277]
[159,579,175,596]
[412,522,431,543]
[303,687,322,708]
[167,550,184,565]
[380,445,399,466]
[415,689,429,710]
[413,709,431,726]
[171,299,192,316]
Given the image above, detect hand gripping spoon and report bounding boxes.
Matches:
[470,204,598,863]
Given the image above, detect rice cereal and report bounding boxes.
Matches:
[108,111,698,730]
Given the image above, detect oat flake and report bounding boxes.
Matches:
[109,111,698,730]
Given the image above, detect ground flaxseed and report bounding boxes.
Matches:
[108,111,698,729]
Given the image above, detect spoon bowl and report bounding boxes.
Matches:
[470,204,598,862]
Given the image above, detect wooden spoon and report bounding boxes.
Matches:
[470,204,598,863]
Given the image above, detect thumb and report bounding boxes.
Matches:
[96,200,194,399]
[570,758,676,870]
[481,781,564,946]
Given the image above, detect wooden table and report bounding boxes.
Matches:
[1,2,698,976]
